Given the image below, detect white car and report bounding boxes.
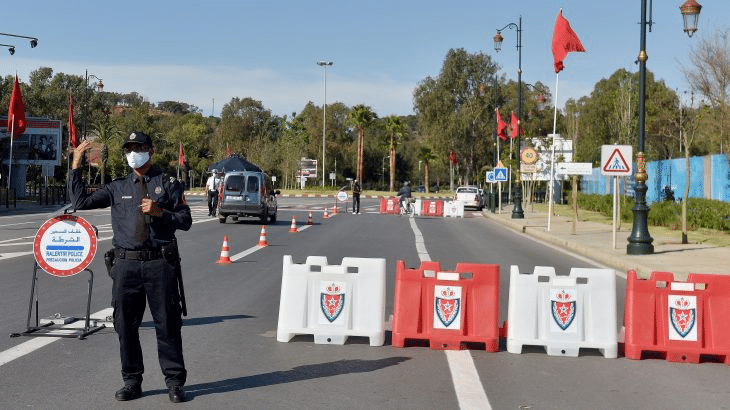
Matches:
[455,186,482,210]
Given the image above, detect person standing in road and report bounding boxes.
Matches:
[206,169,221,216]
[68,132,191,403]
[352,179,361,214]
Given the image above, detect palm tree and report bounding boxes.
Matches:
[417,145,439,193]
[91,119,121,185]
[383,115,405,192]
[347,104,377,184]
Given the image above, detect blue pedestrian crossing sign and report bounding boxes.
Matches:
[494,167,508,182]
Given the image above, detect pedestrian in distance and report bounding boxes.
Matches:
[68,132,191,403]
[352,179,361,214]
[206,169,222,216]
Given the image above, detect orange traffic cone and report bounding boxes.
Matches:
[289,215,297,233]
[332,205,337,215]
[323,208,329,219]
[216,235,232,264]
[307,211,313,225]
[257,225,269,247]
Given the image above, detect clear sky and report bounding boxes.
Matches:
[3,0,725,119]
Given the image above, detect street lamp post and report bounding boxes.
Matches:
[317,61,333,187]
[83,70,104,140]
[627,0,701,255]
[1,32,37,193]
[494,16,525,219]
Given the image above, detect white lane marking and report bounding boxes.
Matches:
[407,215,492,410]
[229,224,311,262]
[0,307,114,367]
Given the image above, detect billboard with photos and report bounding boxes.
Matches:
[1,117,63,167]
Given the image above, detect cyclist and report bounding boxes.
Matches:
[397,181,413,214]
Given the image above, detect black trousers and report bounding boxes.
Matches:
[353,194,360,213]
[207,190,218,214]
[111,257,186,388]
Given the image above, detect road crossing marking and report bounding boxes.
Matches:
[407,216,492,410]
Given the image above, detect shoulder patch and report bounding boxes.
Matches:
[169,176,177,183]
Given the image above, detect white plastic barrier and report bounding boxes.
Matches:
[507,265,618,358]
[414,198,422,216]
[277,255,386,346]
[443,200,464,218]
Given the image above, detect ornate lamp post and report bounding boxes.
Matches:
[317,60,333,187]
[627,0,701,255]
[494,16,524,219]
[83,70,104,139]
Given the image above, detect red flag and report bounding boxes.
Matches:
[496,109,508,141]
[68,95,78,148]
[7,76,27,139]
[552,10,586,73]
[510,111,522,140]
[179,142,186,167]
[226,143,231,157]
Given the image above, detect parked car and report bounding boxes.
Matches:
[416,184,440,193]
[217,171,279,224]
[454,186,482,210]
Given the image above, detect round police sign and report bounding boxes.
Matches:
[336,190,348,202]
[34,215,97,277]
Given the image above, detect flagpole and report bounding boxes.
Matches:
[7,115,14,190]
[548,73,560,231]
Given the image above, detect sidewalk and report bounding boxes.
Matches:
[482,207,730,281]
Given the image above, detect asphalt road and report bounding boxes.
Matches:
[0,196,728,409]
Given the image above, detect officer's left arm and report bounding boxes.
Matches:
[159,178,192,231]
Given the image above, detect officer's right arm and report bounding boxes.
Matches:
[68,141,112,210]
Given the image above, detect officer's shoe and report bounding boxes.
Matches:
[168,386,187,403]
[115,385,142,401]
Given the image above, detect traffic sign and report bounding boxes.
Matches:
[601,145,632,176]
[556,162,593,175]
[520,146,538,165]
[34,215,97,277]
[486,171,496,183]
[494,167,508,182]
[336,190,348,202]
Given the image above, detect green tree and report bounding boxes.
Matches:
[413,48,499,187]
[417,145,439,193]
[383,115,406,191]
[347,104,377,183]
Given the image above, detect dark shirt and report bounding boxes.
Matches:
[353,183,361,196]
[397,186,412,199]
[69,167,192,250]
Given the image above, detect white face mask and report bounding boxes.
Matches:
[126,151,150,169]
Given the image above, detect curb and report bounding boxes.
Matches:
[481,210,663,280]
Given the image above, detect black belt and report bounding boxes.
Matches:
[115,248,163,261]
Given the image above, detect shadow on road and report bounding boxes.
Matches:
[140,314,255,328]
[174,357,411,400]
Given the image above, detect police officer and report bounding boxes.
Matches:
[352,179,361,214]
[205,169,221,216]
[69,132,191,403]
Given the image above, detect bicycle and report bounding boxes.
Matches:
[400,197,415,216]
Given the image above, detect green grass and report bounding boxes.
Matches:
[530,203,730,248]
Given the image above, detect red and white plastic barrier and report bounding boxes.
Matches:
[420,200,444,217]
[507,265,618,358]
[624,270,730,364]
[276,255,386,346]
[391,260,500,351]
[379,197,400,215]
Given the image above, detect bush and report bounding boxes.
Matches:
[578,194,730,232]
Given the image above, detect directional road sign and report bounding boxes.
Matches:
[494,167,508,182]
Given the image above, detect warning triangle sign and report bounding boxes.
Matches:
[602,149,631,174]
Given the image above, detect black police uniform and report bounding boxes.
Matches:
[68,165,192,390]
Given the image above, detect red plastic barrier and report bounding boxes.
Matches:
[392,260,500,351]
[624,270,730,364]
[421,200,444,217]
[379,197,400,215]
